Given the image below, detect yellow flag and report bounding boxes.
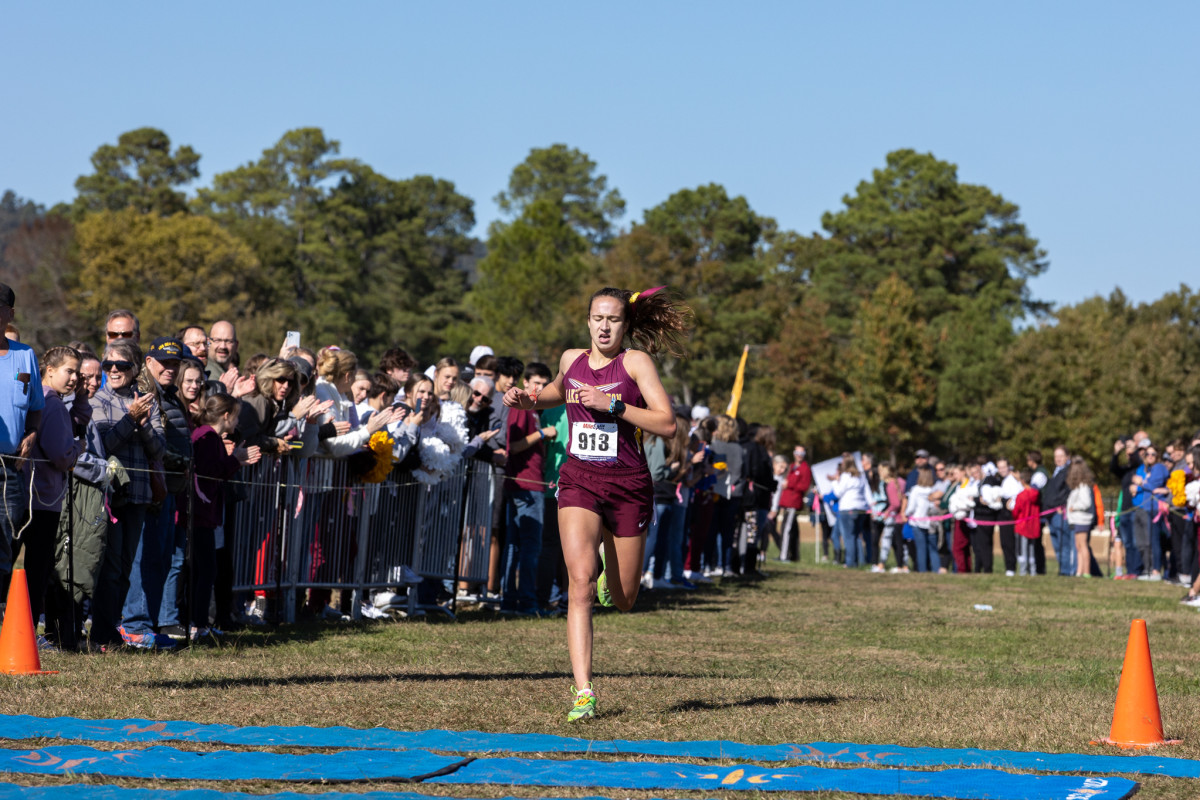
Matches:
[726,344,749,418]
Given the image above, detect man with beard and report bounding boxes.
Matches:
[206,321,240,383]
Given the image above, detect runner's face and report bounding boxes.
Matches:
[588,296,627,353]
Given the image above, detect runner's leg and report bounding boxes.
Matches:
[602,529,647,612]
[560,506,603,689]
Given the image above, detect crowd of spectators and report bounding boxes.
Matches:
[1,279,1197,652]
[816,435,1200,599]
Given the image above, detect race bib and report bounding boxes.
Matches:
[571,421,618,463]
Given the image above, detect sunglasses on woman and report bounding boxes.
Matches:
[101,360,136,372]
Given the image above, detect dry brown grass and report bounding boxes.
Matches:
[2,539,1200,798]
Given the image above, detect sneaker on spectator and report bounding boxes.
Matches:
[669,579,697,590]
[684,570,712,584]
[35,635,58,652]
[641,570,654,590]
[1005,570,1015,577]
[159,625,188,642]
[651,578,674,590]
[870,564,885,573]
[320,605,350,622]
[360,604,389,619]
[189,626,212,642]
[721,568,735,578]
[119,626,176,650]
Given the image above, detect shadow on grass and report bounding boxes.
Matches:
[666,694,848,712]
[142,669,707,691]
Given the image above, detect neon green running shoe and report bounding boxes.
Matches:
[568,684,596,721]
[596,547,613,607]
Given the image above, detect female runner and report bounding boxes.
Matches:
[504,286,689,720]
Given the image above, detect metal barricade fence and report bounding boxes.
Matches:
[228,455,494,621]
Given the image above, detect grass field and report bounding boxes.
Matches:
[2,527,1200,799]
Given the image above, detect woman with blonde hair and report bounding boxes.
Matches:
[238,358,324,457]
[708,414,744,577]
[313,346,397,456]
[1066,458,1096,577]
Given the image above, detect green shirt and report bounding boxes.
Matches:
[542,404,569,497]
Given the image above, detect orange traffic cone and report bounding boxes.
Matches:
[0,569,57,675]
[1091,619,1178,748]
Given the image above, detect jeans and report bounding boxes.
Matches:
[1017,535,1038,576]
[1049,511,1074,575]
[93,503,148,644]
[121,496,176,635]
[1118,511,1141,575]
[159,508,188,627]
[644,502,668,573]
[839,511,866,568]
[501,489,543,611]
[648,499,689,582]
[0,457,29,602]
[913,526,938,572]
[536,495,564,608]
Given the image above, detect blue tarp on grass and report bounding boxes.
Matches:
[0,749,1138,800]
[436,758,1138,799]
[0,786,603,800]
[0,714,1192,778]
[0,745,467,782]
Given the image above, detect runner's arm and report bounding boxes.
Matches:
[619,350,676,438]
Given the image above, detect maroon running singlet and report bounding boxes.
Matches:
[556,350,653,537]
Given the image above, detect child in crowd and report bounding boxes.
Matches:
[24,346,86,650]
[1012,468,1041,576]
[905,466,937,572]
[1066,459,1096,577]
[187,395,261,637]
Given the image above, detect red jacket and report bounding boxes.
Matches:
[1013,487,1041,539]
[780,461,812,509]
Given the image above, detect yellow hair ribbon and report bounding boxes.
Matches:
[629,292,641,304]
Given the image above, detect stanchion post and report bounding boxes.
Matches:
[66,470,76,646]
[183,463,195,640]
[273,457,285,626]
[449,464,472,618]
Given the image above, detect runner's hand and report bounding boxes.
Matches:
[503,387,534,409]
[576,385,609,412]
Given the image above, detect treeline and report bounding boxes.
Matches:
[1,127,1195,474]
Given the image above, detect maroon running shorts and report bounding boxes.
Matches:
[556,458,653,538]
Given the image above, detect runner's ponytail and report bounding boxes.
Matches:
[589,286,692,358]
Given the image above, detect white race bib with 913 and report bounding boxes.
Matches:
[571,421,619,463]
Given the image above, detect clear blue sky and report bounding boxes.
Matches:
[3,2,1197,311]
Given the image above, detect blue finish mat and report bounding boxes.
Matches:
[0,745,467,782]
[436,759,1136,799]
[0,747,1138,800]
[0,786,601,800]
[0,714,1193,777]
